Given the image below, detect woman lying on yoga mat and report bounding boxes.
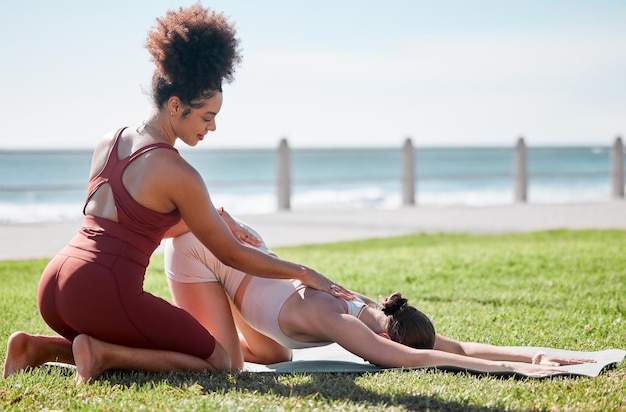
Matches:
[164,210,595,377]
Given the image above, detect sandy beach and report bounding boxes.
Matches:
[1,201,625,261]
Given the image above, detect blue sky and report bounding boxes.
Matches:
[1,1,624,149]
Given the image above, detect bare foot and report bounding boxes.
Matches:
[72,334,106,384]
[3,332,35,378]
[3,332,75,380]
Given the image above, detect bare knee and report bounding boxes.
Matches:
[253,338,292,364]
[206,342,232,371]
[255,346,292,365]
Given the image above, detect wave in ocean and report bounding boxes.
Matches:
[0,181,611,224]
[0,146,620,224]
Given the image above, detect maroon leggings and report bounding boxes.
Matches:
[37,229,215,359]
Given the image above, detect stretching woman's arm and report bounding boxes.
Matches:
[307,308,587,377]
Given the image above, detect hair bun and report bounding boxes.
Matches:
[145,4,242,105]
[382,292,408,316]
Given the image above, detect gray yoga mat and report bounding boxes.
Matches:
[243,343,626,377]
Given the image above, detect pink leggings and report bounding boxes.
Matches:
[37,229,216,359]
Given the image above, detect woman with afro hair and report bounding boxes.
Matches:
[3,4,351,383]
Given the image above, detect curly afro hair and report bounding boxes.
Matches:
[146,4,242,109]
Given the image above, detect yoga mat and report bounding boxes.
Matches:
[243,343,626,378]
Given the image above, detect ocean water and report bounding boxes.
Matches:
[0,146,621,224]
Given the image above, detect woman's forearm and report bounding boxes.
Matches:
[403,349,567,377]
[435,335,533,363]
[456,342,533,363]
[408,349,512,371]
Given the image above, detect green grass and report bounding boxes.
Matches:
[1,230,625,411]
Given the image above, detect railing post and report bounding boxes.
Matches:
[513,136,527,203]
[402,137,415,206]
[612,136,624,199]
[277,137,291,211]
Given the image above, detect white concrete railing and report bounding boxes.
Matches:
[275,137,625,210]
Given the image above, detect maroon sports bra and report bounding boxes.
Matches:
[83,127,181,248]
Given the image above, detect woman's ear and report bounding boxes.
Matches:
[378,332,390,340]
[167,96,181,114]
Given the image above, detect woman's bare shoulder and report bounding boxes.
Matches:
[88,130,120,178]
[150,148,201,179]
[92,130,118,153]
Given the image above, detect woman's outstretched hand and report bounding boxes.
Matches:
[510,364,568,378]
[504,352,597,377]
[536,354,597,367]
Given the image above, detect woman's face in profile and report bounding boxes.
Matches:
[175,92,223,146]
